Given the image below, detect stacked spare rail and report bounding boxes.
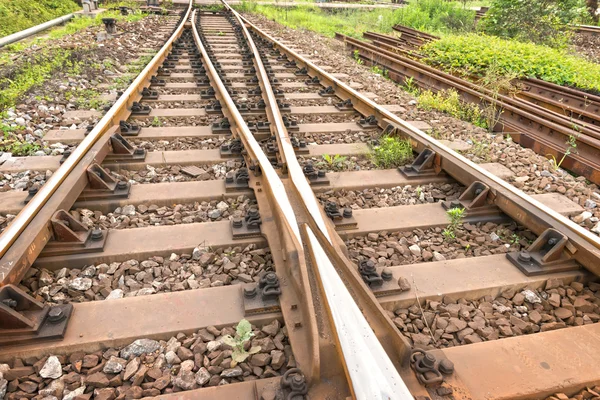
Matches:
[0,2,600,400]
[336,25,600,186]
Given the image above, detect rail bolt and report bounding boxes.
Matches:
[243,287,257,299]
[518,250,531,262]
[91,229,103,241]
[381,268,393,281]
[438,358,455,375]
[48,307,64,323]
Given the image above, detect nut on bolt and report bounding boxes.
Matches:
[48,307,65,323]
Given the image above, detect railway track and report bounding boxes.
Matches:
[1,2,600,399]
[338,26,600,187]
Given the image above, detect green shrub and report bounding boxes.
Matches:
[371,136,414,168]
[0,0,80,37]
[480,0,590,47]
[236,0,475,39]
[421,33,600,92]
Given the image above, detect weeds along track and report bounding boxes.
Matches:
[0,2,600,400]
[338,25,600,186]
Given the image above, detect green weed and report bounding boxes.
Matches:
[442,207,465,241]
[371,136,414,168]
[548,133,579,170]
[317,154,353,171]
[221,319,261,367]
[417,89,487,129]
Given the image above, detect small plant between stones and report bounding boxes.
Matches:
[547,133,579,171]
[442,207,465,241]
[371,136,414,169]
[222,319,261,367]
[353,49,363,65]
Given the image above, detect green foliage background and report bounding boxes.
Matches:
[0,0,80,37]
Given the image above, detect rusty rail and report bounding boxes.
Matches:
[0,1,193,285]
[337,33,600,184]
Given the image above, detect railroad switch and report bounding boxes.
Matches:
[0,285,73,347]
[507,228,579,275]
[324,201,357,230]
[410,348,454,387]
[231,206,262,239]
[225,167,250,192]
[104,133,146,163]
[441,181,501,219]
[40,210,108,257]
[79,163,131,201]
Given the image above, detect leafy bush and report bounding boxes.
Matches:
[0,0,79,37]
[371,136,414,168]
[236,0,475,38]
[479,0,589,47]
[421,33,600,92]
[0,49,77,111]
[394,0,476,33]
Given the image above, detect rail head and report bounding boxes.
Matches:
[239,14,600,273]
[0,2,193,261]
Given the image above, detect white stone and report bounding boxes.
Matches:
[68,277,92,291]
[408,244,421,257]
[122,205,136,216]
[63,386,86,400]
[39,356,62,379]
[573,211,593,224]
[521,289,542,304]
[196,367,211,386]
[216,201,229,212]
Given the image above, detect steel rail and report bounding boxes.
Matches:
[241,16,600,275]
[338,34,600,184]
[0,1,193,266]
[190,10,301,244]
[224,3,415,398]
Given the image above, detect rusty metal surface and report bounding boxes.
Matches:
[245,18,600,278]
[336,35,600,186]
[0,3,194,286]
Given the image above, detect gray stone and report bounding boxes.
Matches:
[122,205,136,216]
[39,356,62,379]
[584,199,597,209]
[120,338,161,359]
[68,277,92,291]
[105,289,124,300]
[0,379,6,399]
[103,356,126,374]
[173,370,196,390]
[220,366,243,378]
[408,244,421,257]
[63,386,86,400]
[208,209,221,219]
[196,367,211,386]
[521,290,542,304]
[573,211,593,224]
